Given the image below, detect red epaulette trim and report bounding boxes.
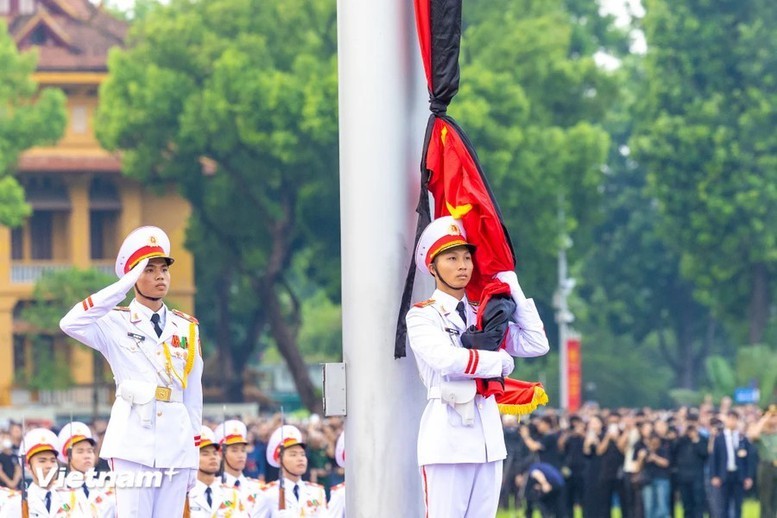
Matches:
[330,482,345,491]
[112,306,130,312]
[413,299,435,308]
[172,309,199,324]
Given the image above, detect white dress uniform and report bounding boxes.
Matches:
[189,479,250,518]
[59,226,203,518]
[263,479,327,518]
[406,216,550,517]
[326,484,344,518]
[0,484,92,518]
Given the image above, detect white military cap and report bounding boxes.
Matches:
[199,425,219,450]
[266,425,305,468]
[20,428,59,463]
[415,216,475,275]
[114,226,175,278]
[56,422,96,463]
[334,431,345,468]
[214,420,248,446]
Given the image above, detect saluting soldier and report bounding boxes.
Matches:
[262,425,326,518]
[406,216,549,518]
[57,422,115,518]
[60,226,203,517]
[213,420,271,517]
[0,428,89,517]
[326,432,345,518]
[189,426,252,518]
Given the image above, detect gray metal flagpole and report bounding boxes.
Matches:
[337,0,429,515]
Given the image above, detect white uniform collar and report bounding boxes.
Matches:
[131,299,168,329]
[431,289,468,316]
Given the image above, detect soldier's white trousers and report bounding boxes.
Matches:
[111,458,190,518]
[421,460,502,518]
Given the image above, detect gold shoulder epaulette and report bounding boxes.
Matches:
[264,480,279,489]
[113,306,131,312]
[172,309,199,324]
[330,482,345,491]
[308,481,324,488]
[413,299,435,308]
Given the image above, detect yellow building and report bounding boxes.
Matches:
[0,0,194,407]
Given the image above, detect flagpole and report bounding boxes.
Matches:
[555,194,575,412]
[337,0,428,515]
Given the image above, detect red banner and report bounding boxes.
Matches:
[567,337,582,413]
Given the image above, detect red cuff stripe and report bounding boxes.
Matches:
[87,296,94,308]
[471,350,479,375]
[82,300,88,311]
[465,350,474,375]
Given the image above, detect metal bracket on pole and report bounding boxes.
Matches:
[322,363,347,417]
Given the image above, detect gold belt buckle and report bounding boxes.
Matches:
[155,386,172,402]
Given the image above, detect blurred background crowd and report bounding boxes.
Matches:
[500,401,777,517]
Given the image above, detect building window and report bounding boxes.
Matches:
[71,105,88,134]
[11,226,23,260]
[19,0,35,15]
[13,335,26,377]
[90,211,119,259]
[29,211,53,260]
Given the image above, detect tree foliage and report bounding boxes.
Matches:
[0,23,67,227]
[96,0,338,411]
[634,0,777,344]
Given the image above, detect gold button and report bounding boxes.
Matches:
[157,412,162,417]
[478,404,483,409]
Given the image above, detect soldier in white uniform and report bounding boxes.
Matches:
[189,425,254,517]
[1,428,90,517]
[406,216,550,518]
[213,420,271,517]
[326,432,345,518]
[263,425,327,518]
[57,422,115,518]
[59,226,203,518]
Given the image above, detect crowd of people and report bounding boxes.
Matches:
[500,400,777,518]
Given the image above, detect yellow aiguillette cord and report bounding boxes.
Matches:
[161,322,197,389]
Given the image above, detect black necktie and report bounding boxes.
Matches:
[150,313,163,337]
[234,478,240,488]
[205,486,213,508]
[45,490,52,512]
[82,483,89,499]
[293,483,300,501]
[456,301,467,326]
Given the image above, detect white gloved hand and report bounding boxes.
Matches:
[499,349,515,377]
[494,270,527,303]
[115,257,150,294]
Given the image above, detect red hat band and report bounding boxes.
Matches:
[426,234,471,268]
[273,437,303,463]
[124,245,167,274]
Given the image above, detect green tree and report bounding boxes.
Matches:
[0,23,67,226]
[634,0,777,344]
[97,0,338,412]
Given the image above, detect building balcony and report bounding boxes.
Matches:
[10,260,114,284]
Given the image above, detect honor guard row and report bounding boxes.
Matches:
[0,425,114,518]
